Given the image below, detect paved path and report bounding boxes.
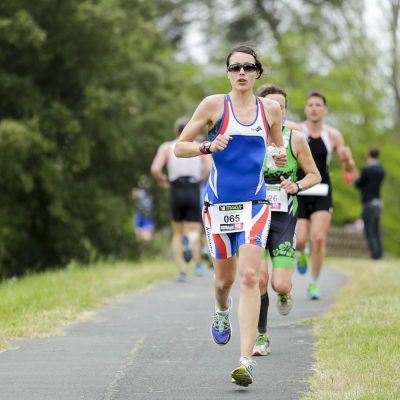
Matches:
[0,264,345,400]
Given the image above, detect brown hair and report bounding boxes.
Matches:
[257,84,288,108]
[226,45,263,79]
[307,91,327,106]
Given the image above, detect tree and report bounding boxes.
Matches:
[180,0,400,256]
[0,0,205,277]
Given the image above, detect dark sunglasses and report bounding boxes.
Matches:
[227,63,258,73]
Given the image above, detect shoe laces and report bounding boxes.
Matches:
[255,335,266,346]
[240,356,257,372]
[213,311,230,333]
[299,255,308,266]
[279,294,289,303]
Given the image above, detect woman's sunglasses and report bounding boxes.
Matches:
[227,63,258,73]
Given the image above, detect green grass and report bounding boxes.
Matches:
[0,259,176,351]
[3,255,399,399]
[303,258,400,400]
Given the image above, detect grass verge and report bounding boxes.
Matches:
[303,257,400,400]
[0,259,176,351]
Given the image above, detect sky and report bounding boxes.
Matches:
[365,0,385,41]
[180,0,387,64]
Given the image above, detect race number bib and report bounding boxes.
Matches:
[208,201,252,234]
[266,184,288,212]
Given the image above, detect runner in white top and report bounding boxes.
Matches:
[151,117,212,282]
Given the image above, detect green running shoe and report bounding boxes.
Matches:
[276,292,293,315]
[297,253,308,274]
[231,356,256,387]
[252,334,270,356]
[307,282,320,300]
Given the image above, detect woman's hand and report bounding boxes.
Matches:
[210,134,232,153]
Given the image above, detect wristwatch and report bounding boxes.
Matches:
[295,181,303,193]
[199,141,213,154]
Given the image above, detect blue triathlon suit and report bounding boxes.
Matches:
[202,95,271,259]
[134,188,155,232]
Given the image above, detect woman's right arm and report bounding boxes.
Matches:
[175,95,231,158]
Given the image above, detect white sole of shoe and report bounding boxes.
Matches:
[252,346,270,356]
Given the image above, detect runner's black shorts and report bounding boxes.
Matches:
[169,177,202,222]
[265,201,298,268]
[298,192,333,219]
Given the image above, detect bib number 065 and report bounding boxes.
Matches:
[208,201,252,234]
[224,215,240,223]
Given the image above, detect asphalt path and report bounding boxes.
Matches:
[0,263,345,400]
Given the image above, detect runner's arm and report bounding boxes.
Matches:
[175,95,231,158]
[285,120,302,131]
[261,98,287,167]
[292,130,321,191]
[262,98,283,147]
[201,154,212,181]
[150,143,170,189]
[330,127,355,172]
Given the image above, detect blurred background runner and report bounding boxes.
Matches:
[151,117,211,282]
[131,175,155,242]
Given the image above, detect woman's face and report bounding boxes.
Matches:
[226,52,259,92]
[266,93,286,119]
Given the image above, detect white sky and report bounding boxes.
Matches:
[180,0,387,64]
[365,0,385,40]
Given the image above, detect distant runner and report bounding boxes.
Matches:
[286,92,355,299]
[151,117,211,282]
[131,175,155,241]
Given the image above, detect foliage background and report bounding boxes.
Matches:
[0,0,398,277]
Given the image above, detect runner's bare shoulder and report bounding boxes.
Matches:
[290,129,307,155]
[199,94,226,124]
[285,120,302,130]
[325,124,344,147]
[201,94,225,109]
[258,96,280,112]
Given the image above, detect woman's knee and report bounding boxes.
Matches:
[239,269,259,288]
